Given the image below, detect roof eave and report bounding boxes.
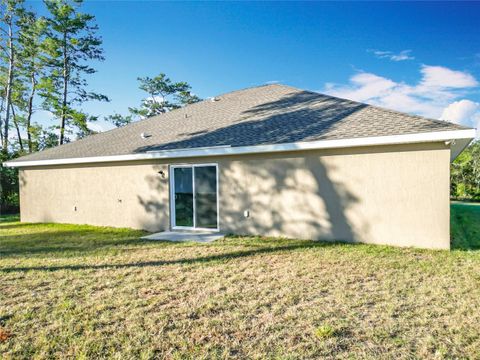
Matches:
[3,128,476,168]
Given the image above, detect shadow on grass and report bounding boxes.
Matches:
[0,222,55,229]
[0,224,150,257]
[0,241,340,273]
[0,214,19,222]
[0,235,153,257]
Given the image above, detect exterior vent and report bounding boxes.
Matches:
[140,132,151,139]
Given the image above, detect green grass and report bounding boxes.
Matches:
[1,204,480,359]
[451,201,480,250]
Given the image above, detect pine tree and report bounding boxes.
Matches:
[129,73,200,118]
[16,10,48,152]
[42,0,108,145]
[0,0,24,154]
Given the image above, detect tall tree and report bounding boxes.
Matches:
[0,0,24,154]
[0,73,5,147]
[42,0,108,145]
[16,10,48,152]
[9,83,25,152]
[129,73,200,118]
[106,73,201,128]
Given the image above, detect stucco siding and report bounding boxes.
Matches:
[19,142,451,249]
[20,163,170,232]
[219,143,450,249]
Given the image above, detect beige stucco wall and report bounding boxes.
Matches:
[19,142,451,249]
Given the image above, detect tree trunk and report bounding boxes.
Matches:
[10,104,23,152]
[0,96,5,146]
[59,32,68,145]
[26,71,36,152]
[2,19,14,154]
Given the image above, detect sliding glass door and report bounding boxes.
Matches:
[171,164,218,230]
[173,167,194,227]
[194,166,218,229]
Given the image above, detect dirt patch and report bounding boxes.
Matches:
[0,327,12,342]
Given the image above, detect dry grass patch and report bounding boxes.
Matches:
[1,206,480,359]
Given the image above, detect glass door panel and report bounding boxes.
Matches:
[173,167,194,227]
[194,166,218,229]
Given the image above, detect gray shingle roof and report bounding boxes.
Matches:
[11,84,469,163]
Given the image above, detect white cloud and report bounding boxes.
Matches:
[440,100,479,125]
[370,49,414,61]
[325,73,396,102]
[87,121,114,133]
[323,65,480,128]
[145,96,165,104]
[419,65,478,89]
[265,80,282,85]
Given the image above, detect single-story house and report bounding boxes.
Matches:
[4,84,476,249]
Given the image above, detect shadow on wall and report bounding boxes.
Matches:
[220,155,367,242]
[134,91,370,242]
[137,164,170,232]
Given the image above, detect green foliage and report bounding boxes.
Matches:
[130,74,198,117]
[1,0,102,153]
[314,324,336,339]
[105,73,200,128]
[15,9,49,152]
[29,123,59,150]
[176,88,201,106]
[0,0,105,210]
[451,141,480,200]
[0,0,26,154]
[40,0,108,144]
[0,151,19,213]
[105,112,133,128]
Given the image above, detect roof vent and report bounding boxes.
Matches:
[210,96,219,102]
[140,132,151,139]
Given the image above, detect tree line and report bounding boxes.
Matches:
[1,0,107,155]
[451,140,480,200]
[0,0,200,212]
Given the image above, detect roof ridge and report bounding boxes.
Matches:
[127,83,286,122]
[213,83,289,98]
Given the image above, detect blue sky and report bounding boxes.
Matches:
[28,1,480,133]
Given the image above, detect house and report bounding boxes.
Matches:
[4,84,476,249]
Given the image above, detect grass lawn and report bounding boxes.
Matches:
[1,204,480,359]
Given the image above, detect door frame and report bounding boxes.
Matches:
[169,163,220,232]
